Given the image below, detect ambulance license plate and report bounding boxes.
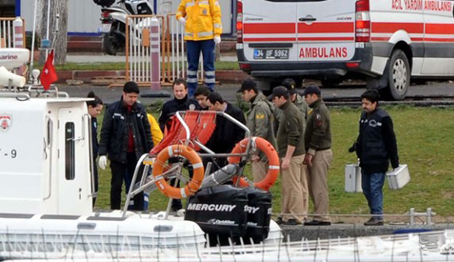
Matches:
[254,49,289,59]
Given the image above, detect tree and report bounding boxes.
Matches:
[39,0,68,65]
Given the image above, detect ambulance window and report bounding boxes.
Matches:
[65,122,75,180]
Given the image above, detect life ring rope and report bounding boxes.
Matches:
[152,144,205,199]
[228,137,280,191]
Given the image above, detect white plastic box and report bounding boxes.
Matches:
[345,164,362,193]
[386,164,410,190]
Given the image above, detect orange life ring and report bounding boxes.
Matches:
[152,145,204,199]
[228,137,280,191]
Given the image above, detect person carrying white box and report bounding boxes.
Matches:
[349,90,399,226]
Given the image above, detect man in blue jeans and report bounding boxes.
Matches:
[351,90,399,226]
[176,0,222,97]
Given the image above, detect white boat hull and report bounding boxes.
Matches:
[0,211,206,254]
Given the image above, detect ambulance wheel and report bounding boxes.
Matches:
[386,49,410,100]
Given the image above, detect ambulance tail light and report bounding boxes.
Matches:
[237,0,243,43]
[355,0,370,42]
[346,62,360,68]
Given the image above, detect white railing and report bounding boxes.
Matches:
[0,18,25,49]
[125,14,204,85]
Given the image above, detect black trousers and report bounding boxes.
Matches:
[110,153,144,210]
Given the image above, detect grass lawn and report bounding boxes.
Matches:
[95,105,454,221]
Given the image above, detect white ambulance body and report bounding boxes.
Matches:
[236,0,454,99]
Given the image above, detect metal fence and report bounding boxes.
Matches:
[125,14,204,86]
[0,18,26,49]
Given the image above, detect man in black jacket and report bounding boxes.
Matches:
[158,78,199,132]
[205,91,246,171]
[158,78,199,212]
[98,82,153,210]
[352,90,399,226]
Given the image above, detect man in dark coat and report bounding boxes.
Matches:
[352,90,399,226]
[158,78,199,212]
[98,82,153,210]
[159,78,199,132]
[205,91,246,170]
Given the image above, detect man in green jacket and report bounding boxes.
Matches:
[273,78,308,135]
[271,86,308,225]
[238,79,276,182]
[303,85,333,226]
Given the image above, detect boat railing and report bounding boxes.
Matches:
[122,110,254,218]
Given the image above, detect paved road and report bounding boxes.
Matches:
[58,81,454,106]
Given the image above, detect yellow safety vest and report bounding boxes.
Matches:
[147,114,163,147]
[176,0,222,41]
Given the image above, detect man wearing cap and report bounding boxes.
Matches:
[238,79,276,182]
[275,78,308,132]
[271,86,307,225]
[303,85,333,226]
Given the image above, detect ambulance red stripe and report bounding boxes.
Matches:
[243,37,297,42]
[243,23,295,34]
[297,22,354,33]
[244,22,354,34]
[371,22,424,34]
[425,23,454,34]
[243,37,354,42]
[297,37,354,41]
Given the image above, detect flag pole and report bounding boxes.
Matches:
[45,0,51,58]
[28,0,39,83]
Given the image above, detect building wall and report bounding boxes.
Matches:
[20,0,102,35]
[19,0,233,35]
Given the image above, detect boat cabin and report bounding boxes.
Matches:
[0,91,94,216]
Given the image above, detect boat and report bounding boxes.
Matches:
[0,63,285,260]
[0,48,30,70]
[1,64,454,262]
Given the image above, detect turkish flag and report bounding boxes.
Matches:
[40,50,58,90]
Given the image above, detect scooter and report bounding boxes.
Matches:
[96,0,153,55]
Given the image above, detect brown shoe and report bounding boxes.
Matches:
[364,217,384,226]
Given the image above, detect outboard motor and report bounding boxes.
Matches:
[185,185,272,246]
[243,187,272,244]
[185,185,248,246]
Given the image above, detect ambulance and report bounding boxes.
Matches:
[236,0,454,100]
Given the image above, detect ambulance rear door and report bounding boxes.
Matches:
[422,0,454,75]
[242,0,298,62]
[296,0,356,62]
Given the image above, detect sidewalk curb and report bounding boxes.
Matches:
[57,70,250,85]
